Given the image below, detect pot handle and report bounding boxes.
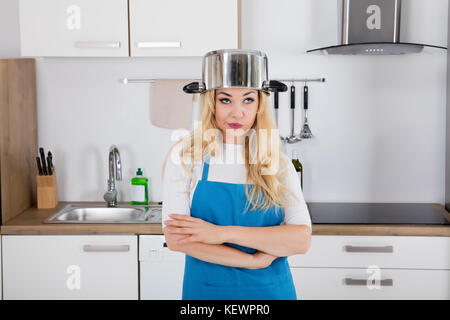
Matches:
[183,82,206,94]
[263,80,288,93]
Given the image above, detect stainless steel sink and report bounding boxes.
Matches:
[44,204,162,224]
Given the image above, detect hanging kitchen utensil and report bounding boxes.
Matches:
[274,91,288,152]
[299,85,314,139]
[287,84,301,143]
[274,91,279,126]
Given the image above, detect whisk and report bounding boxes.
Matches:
[299,85,313,139]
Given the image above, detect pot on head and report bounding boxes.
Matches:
[183,49,287,94]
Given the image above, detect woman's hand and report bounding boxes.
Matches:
[249,251,278,269]
[164,214,225,245]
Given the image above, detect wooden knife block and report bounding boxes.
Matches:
[37,170,58,209]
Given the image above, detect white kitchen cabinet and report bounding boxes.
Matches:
[2,235,138,300]
[19,0,129,57]
[291,267,450,300]
[288,235,450,300]
[288,235,450,269]
[139,235,185,300]
[129,0,239,57]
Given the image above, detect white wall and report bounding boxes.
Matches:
[0,0,448,205]
[0,0,20,58]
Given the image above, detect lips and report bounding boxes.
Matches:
[228,123,243,129]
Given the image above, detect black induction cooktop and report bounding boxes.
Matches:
[307,203,450,225]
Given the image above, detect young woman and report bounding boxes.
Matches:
[161,49,311,300]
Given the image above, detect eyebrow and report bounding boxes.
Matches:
[217,91,257,97]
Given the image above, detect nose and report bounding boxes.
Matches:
[230,101,245,119]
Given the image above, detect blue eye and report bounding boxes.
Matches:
[219,98,231,104]
[244,98,255,103]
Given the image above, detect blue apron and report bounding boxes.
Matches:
[182,156,297,300]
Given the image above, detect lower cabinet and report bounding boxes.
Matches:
[2,234,448,300]
[291,267,450,300]
[2,235,138,300]
[139,235,185,300]
[288,235,450,300]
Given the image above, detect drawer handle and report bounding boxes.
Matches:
[74,41,121,48]
[83,245,130,252]
[344,278,394,287]
[136,41,181,48]
[344,245,394,253]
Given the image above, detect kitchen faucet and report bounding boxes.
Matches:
[103,145,122,207]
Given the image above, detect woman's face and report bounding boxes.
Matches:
[214,88,259,144]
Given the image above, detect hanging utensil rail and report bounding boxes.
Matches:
[120,78,201,84]
[276,78,325,144]
[275,78,326,83]
[120,77,326,84]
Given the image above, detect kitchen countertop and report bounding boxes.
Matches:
[0,201,449,236]
[0,202,163,235]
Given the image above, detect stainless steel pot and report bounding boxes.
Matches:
[183,49,287,94]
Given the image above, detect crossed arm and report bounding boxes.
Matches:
[163,214,312,269]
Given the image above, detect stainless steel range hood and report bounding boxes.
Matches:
[307,0,447,55]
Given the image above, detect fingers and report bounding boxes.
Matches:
[169,214,199,222]
[165,227,191,234]
[176,235,192,244]
[177,235,199,245]
[163,219,193,228]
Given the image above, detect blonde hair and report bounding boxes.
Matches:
[162,89,298,212]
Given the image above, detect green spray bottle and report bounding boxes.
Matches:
[130,168,149,205]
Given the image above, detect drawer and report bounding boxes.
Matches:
[291,267,450,300]
[288,235,450,269]
[139,235,185,262]
[2,235,138,300]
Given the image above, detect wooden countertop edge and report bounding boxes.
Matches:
[0,224,163,235]
[0,202,449,237]
[1,223,449,237]
[1,224,450,237]
[311,224,450,236]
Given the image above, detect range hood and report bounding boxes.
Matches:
[307,0,447,55]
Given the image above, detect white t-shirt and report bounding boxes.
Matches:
[162,143,312,229]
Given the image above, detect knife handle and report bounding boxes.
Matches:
[47,156,53,175]
[36,157,43,175]
[39,148,47,175]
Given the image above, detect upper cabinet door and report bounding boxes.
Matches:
[19,0,129,57]
[129,0,240,57]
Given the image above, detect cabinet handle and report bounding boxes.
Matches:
[136,41,181,48]
[344,278,394,287]
[74,41,121,49]
[344,245,394,253]
[83,245,130,252]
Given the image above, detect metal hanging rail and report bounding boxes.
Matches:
[276,78,326,83]
[120,78,201,84]
[120,77,326,84]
